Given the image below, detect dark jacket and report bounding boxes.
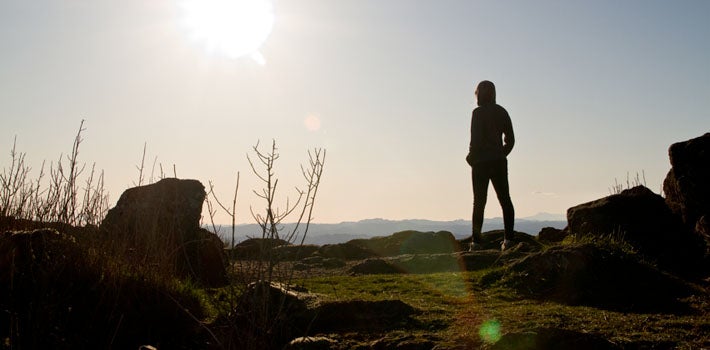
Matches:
[467,103,514,165]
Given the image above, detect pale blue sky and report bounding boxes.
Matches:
[1,1,708,224]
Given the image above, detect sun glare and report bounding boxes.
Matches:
[180,0,274,64]
[304,115,322,131]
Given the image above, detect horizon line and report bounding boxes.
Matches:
[210,214,568,226]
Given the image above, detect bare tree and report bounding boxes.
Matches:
[205,140,326,349]
[0,120,108,226]
[246,140,325,281]
[0,136,30,218]
[207,172,241,253]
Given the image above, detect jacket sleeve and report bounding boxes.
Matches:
[469,110,477,153]
[466,111,475,165]
[502,111,515,156]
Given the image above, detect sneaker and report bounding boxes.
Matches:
[501,239,512,251]
[469,242,484,252]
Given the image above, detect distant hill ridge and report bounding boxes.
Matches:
[212,213,567,245]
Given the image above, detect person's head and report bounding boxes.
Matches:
[475,80,496,106]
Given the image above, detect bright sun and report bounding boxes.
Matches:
[179,0,274,64]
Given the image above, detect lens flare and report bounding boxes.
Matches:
[479,319,502,343]
[304,115,321,131]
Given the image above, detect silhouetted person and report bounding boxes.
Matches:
[466,80,515,251]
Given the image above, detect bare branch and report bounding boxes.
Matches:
[134,142,147,186]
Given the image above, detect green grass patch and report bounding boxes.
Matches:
[297,272,471,304]
[290,268,709,349]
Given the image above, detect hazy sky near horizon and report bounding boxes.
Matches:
[1,1,709,224]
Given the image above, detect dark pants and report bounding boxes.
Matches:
[471,159,515,243]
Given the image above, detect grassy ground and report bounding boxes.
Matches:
[293,269,710,349]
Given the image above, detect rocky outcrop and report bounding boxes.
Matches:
[0,215,100,245]
[316,241,378,260]
[0,229,206,349]
[101,178,227,287]
[272,244,320,261]
[102,178,205,235]
[219,281,419,349]
[229,230,458,264]
[459,230,543,252]
[663,133,710,256]
[218,281,317,348]
[0,229,86,289]
[484,243,698,312]
[231,238,290,259]
[566,186,704,274]
[193,227,229,285]
[336,230,458,258]
[567,186,675,238]
[537,227,567,244]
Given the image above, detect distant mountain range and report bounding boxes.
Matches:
[211,213,567,246]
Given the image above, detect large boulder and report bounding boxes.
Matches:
[566,186,704,274]
[193,227,229,285]
[663,133,710,255]
[101,178,227,286]
[483,243,699,312]
[103,178,205,235]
